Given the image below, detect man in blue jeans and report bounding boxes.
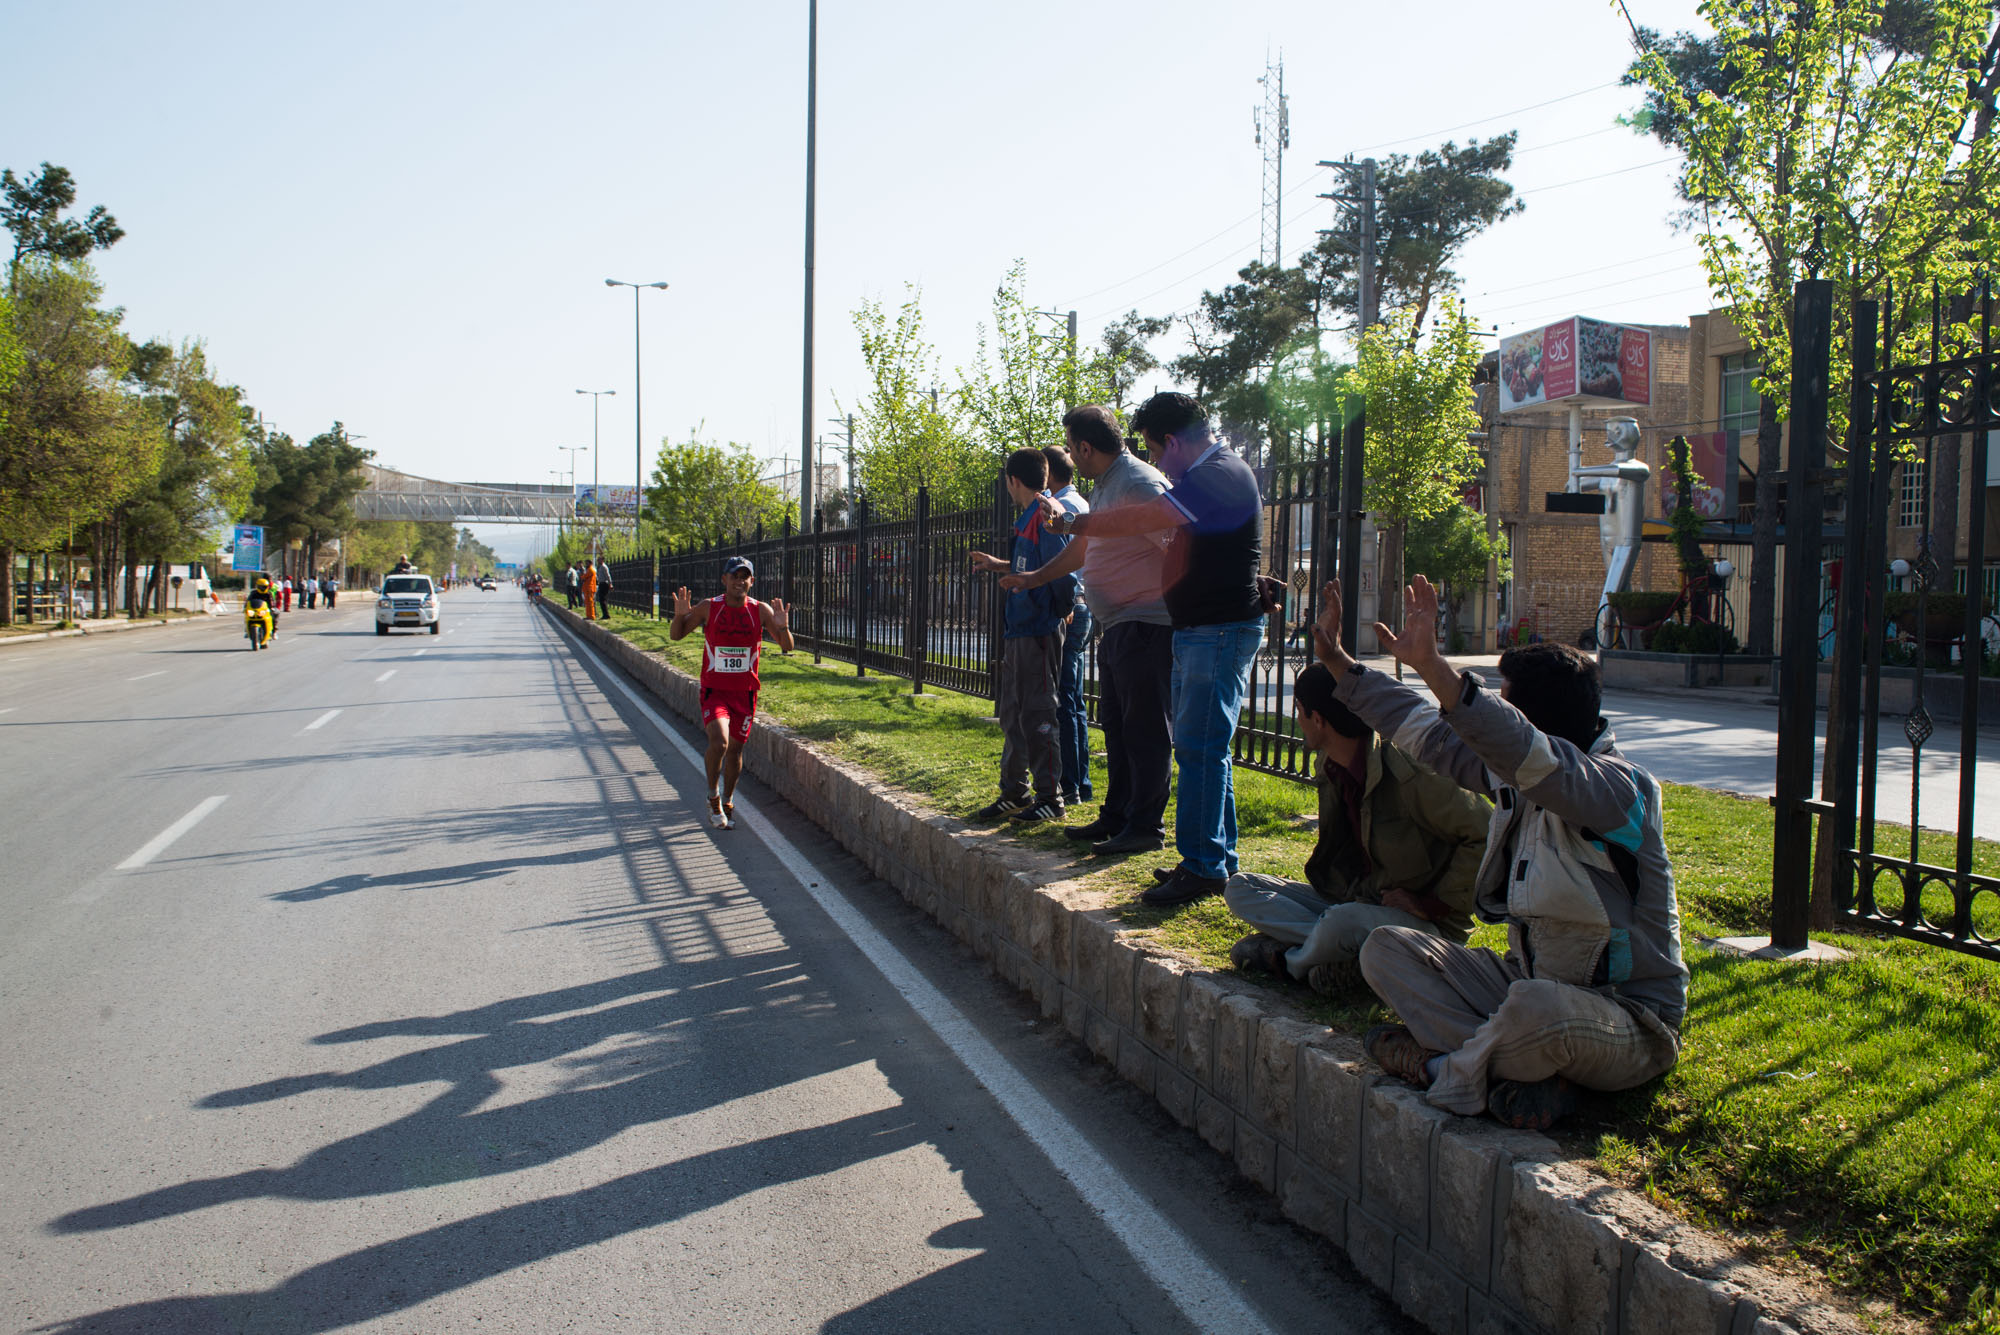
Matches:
[1043,444,1093,808]
[1050,392,1265,906]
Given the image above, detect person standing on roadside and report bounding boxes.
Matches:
[1047,393,1265,906]
[304,573,318,610]
[1004,406,1173,856]
[596,557,614,620]
[562,564,579,610]
[1042,444,1093,810]
[323,574,338,609]
[970,449,1077,826]
[581,559,598,619]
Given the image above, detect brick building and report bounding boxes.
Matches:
[1476,323,1693,649]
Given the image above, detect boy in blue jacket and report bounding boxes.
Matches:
[969,449,1079,824]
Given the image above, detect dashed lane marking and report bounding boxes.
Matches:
[116,796,227,871]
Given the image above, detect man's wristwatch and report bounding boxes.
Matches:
[1052,509,1076,536]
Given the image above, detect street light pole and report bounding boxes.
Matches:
[575,389,615,496]
[603,281,667,536]
[800,0,818,528]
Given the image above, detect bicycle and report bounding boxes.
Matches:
[1595,570,1737,654]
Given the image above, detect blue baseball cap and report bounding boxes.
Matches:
[722,556,755,577]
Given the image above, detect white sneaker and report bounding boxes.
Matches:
[708,795,730,830]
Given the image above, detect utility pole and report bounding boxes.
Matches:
[826,414,855,500]
[1319,156,1380,648]
[1254,54,1290,267]
[1031,309,1080,411]
[799,0,819,527]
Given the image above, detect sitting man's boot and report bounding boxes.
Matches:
[1486,1076,1578,1131]
[1305,958,1364,996]
[1228,933,1292,979]
[1363,1023,1439,1087]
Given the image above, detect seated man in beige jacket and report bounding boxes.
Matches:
[1227,661,1491,994]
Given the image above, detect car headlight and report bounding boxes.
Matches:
[423,596,436,606]
[377,598,391,608]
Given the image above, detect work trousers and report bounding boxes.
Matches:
[1223,874,1441,980]
[998,631,1062,803]
[1358,926,1681,1117]
[1095,620,1173,838]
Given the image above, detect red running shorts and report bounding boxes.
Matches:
[700,688,757,744]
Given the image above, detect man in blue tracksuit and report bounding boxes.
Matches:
[969,448,1078,825]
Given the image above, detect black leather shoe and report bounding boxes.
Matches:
[1152,865,1176,883]
[1140,867,1226,907]
[1064,817,1119,842]
[1091,831,1164,856]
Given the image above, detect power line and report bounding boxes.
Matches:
[1467,246,1692,299]
[1354,81,1622,153]
[1477,264,1707,317]
[1513,157,1676,196]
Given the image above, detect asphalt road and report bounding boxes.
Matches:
[0,593,1413,1335]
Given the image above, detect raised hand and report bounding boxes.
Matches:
[1313,580,1354,669]
[767,597,790,628]
[671,586,693,619]
[1372,575,1446,673]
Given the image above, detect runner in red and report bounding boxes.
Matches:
[669,556,794,829]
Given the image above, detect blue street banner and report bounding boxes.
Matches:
[233,524,265,573]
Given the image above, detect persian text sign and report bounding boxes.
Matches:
[232,524,264,573]
[1499,315,1653,413]
[575,484,639,514]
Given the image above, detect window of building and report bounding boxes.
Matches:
[1719,353,1761,437]
[1899,456,1928,529]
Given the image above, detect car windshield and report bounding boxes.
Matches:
[383,577,431,595]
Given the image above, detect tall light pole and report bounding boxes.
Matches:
[575,389,615,495]
[800,0,818,527]
[603,280,667,533]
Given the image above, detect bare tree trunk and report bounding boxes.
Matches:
[123,520,139,619]
[0,545,13,627]
[1748,395,1782,655]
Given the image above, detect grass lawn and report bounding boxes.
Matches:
[587,602,2000,1333]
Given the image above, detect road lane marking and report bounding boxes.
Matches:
[375,670,397,683]
[0,706,15,715]
[117,796,227,871]
[550,619,1276,1335]
[128,670,167,682]
[303,709,342,732]
[413,648,428,657]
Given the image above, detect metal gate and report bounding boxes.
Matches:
[1773,280,1998,960]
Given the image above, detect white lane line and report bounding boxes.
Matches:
[413,648,428,657]
[375,670,397,683]
[117,796,227,871]
[128,670,167,682]
[550,621,1276,1335]
[303,709,342,732]
[0,706,15,716]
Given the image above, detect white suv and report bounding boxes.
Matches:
[376,574,441,635]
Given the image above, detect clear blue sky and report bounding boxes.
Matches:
[2,0,1710,560]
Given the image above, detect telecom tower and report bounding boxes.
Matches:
[1253,54,1289,267]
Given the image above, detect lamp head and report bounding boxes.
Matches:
[604,279,618,287]
[648,282,670,290]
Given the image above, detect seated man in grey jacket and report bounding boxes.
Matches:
[1226,662,1490,995]
[1315,577,1687,1131]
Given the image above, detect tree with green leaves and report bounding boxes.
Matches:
[1099,311,1170,417]
[0,261,156,624]
[958,260,1113,459]
[118,340,254,612]
[1305,136,1524,340]
[1405,502,1510,652]
[248,423,371,581]
[1340,300,1485,638]
[1169,261,1320,458]
[838,285,989,518]
[644,433,789,549]
[1622,0,2000,653]
[2,163,123,285]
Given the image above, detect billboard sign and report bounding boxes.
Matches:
[1659,430,1739,520]
[1499,315,1653,414]
[232,524,265,573]
[575,484,640,514]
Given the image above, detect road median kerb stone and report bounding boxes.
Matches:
[535,600,1871,1335]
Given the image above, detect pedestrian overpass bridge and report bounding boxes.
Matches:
[354,465,575,524]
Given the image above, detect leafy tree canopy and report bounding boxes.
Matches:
[119,339,254,559]
[838,285,991,519]
[644,432,789,549]
[2,162,123,279]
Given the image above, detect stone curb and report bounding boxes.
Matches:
[0,612,229,648]
[542,600,1862,1335]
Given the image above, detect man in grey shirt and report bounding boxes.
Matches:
[1004,405,1173,855]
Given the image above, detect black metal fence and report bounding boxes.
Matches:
[591,446,1361,787]
[1774,279,1999,960]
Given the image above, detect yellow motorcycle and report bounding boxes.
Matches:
[245,602,274,650]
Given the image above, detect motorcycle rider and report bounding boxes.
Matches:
[245,576,280,643]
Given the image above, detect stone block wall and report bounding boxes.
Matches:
[540,600,1861,1335]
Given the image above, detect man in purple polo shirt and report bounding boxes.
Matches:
[1050,392,1265,906]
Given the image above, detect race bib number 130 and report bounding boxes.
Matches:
[711,646,753,674]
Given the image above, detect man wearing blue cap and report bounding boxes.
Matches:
[671,556,793,829]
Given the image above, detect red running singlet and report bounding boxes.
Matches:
[699,596,764,693]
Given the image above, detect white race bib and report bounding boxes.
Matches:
[710,646,753,674]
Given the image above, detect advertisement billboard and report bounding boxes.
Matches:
[575,485,640,514]
[1498,316,1654,414]
[232,524,264,573]
[1659,430,1739,520]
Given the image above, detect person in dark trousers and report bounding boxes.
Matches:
[970,449,1077,825]
[564,565,580,610]
[1005,406,1173,855]
[1048,393,1265,905]
[596,558,614,619]
[1316,576,1688,1131]
[1042,444,1093,809]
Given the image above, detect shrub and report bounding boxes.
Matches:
[1650,620,1740,655]
[1607,591,1679,626]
